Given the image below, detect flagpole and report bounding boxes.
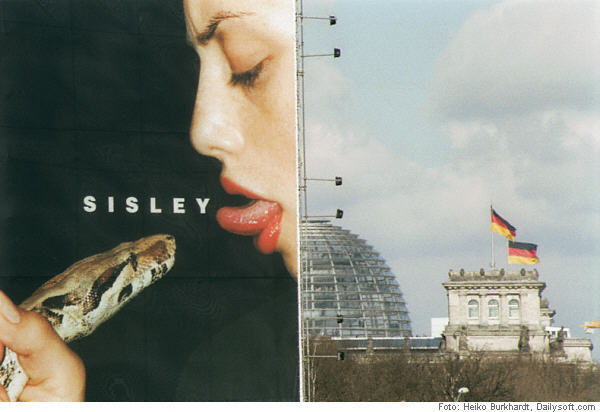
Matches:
[490,205,495,269]
[491,229,495,269]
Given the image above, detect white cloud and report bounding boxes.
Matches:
[431,0,600,119]
[302,0,600,345]
[427,0,600,254]
[559,111,600,152]
[303,59,354,123]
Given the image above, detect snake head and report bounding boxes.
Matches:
[20,234,176,342]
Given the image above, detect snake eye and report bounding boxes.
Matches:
[118,284,133,303]
[42,294,70,310]
[128,253,138,271]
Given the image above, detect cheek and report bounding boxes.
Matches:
[249,75,295,163]
[250,117,295,178]
[238,53,296,200]
[264,111,295,173]
[263,61,296,154]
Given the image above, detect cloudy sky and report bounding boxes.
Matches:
[301,0,600,358]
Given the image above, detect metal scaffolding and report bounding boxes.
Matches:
[295,1,411,401]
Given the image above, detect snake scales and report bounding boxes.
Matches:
[0,234,176,401]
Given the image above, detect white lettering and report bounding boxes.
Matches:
[83,196,96,213]
[195,198,210,214]
[82,196,212,214]
[125,197,139,213]
[173,198,185,214]
[150,197,162,214]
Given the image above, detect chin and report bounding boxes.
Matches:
[277,219,298,279]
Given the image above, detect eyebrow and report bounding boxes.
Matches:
[190,11,251,46]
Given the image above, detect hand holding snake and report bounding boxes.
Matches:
[0,234,176,401]
[0,295,86,401]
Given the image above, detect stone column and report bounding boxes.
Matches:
[480,292,487,325]
[499,293,507,326]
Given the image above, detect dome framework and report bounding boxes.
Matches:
[301,220,412,338]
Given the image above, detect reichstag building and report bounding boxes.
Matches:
[301,220,412,338]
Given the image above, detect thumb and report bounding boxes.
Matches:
[0,290,20,325]
[0,290,55,356]
[0,290,85,401]
[0,290,25,353]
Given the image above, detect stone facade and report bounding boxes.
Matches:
[442,268,593,362]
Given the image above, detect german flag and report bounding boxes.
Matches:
[508,241,539,265]
[491,208,516,240]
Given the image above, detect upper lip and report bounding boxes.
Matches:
[220,176,262,200]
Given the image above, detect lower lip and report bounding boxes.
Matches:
[216,179,283,255]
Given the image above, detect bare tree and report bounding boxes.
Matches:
[307,339,600,402]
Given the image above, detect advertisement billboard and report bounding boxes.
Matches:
[0,0,298,401]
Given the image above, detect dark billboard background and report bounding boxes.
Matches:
[0,0,298,401]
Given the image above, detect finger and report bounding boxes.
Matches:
[0,290,24,353]
[0,384,9,402]
[18,337,86,402]
[0,307,59,364]
[0,291,85,401]
[0,291,20,325]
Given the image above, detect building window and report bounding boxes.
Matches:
[508,299,520,318]
[488,299,499,319]
[467,299,479,319]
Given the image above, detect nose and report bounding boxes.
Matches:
[189,70,244,160]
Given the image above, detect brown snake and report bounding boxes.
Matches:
[0,234,176,401]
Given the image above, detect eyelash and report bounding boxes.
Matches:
[230,61,264,88]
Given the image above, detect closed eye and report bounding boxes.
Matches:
[230,61,264,88]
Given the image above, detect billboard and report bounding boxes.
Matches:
[0,0,299,401]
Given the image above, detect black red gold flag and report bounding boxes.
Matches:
[508,241,539,264]
[491,208,516,241]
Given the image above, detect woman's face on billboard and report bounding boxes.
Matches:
[184,0,297,277]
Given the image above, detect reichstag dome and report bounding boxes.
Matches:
[301,220,412,338]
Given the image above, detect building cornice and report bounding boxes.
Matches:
[442,281,546,291]
[443,268,546,291]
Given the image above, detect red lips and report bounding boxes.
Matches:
[216,176,282,255]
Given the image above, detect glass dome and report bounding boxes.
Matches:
[301,220,412,338]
